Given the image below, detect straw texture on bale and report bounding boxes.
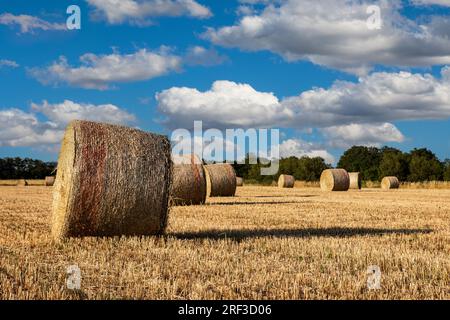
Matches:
[320,169,350,191]
[278,175,295,188]
[16,179,28,187]
[45,176,55,187]
[381,176,400,190]
[51,120,172,240]
[348,172,362,190]
[236,177,244,187]
[204,164,237,197]
[171,154,206,206]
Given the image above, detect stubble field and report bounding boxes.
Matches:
[0,185,448,300]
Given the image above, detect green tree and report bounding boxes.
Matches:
[443,159,450,181]
[294,157,330,181]
[337,146,382,181]
[408,148,443,182]
[379,147,409,181]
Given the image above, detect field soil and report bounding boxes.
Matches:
[0,186,449,299]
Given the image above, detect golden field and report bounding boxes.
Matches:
[0,185,448,300]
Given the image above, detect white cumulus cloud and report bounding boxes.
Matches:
[0,59,19,68]
[279,139,335,164]
[0,101,135,148]
[321,123,405,149]
[87,0,212,25]
[29,48,182,90]
[157,80,290,129]
[203,0,450,75]
[0,13,66,33]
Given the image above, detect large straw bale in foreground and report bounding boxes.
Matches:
[320,169,350,191]
[278,175,295,188]
[45,176,55,187]
[51,120,172,240]
[348,172,362,190]
[381,176,400,190]
[171,154,206,205]
[204,164,237,197]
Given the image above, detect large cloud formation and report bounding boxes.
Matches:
[157,66,450,147]
[204,0,450,75]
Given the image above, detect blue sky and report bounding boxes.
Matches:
[1,0,450,164]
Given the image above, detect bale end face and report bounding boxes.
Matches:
[320,169,350,191]
[348,172,362,190]
[45,176,55,187]
[16,179,28,187]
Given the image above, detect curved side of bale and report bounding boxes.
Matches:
[348,172,362,190]
[51,120,172,241]
[278,175,295,188]
[45,176,55,187]
[205,164,237,197]
[17,179,28,187]
[171,154,206,206]
[320,169,350,191]
[236,177,244,187]
[381,176,400,190]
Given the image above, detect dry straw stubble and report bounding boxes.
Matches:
[204,164,237,197]
[278,175,295,188]
[320,169,350,191]
[51,120,172,241]
[171,154,207,206]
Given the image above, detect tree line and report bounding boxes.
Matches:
[1,146,449,182]
[0,157,57,179]
[232,146,450,183]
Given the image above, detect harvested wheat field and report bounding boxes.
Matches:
[0,186,449,300]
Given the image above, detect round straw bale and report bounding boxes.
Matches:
[348,172,362,190]
[236,177,244,187]
[45,176,55,187]
[171,154,206,206]
[51,120,172,240]
[381,176,400,190]
[17,179,28,187]
[278,175,295,188]
[320,169,350,191]
[204,164,236,197]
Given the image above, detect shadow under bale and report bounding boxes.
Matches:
[170,227,433,241]
[206,201,302,206]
